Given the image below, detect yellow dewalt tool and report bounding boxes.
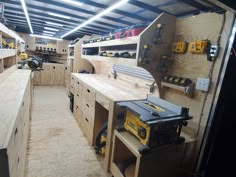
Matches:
[188,40,208,54]
[172,42,187,54]
[118,96,192,153]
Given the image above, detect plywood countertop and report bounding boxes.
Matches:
[72,73,152,102]
[0,69,31,148]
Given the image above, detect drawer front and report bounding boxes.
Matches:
[74,78,83,94]
[82,98,95,121]
[74,91,82,110]
[70,84,75,95]
[7,112,23,173]
[71,75,76,85]
[96,93,110,110]
[74,106,83,126]
[82,84,96,107]
[81,114,94,145]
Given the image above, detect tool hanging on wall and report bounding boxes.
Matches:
[188,40,209,54]
[153,23,165,44]
[159,55,169,73]
[140,44,151,64]
[18,56,43,71]
[172,41,188,54]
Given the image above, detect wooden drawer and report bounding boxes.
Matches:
[71,75,76,86]
[74,78,83,94]
[82,98,95,121]
[70,84,75,95]
[96,93,110,110]
[81,114,94,145]
[82,84,96,107]
[74,106,83,126]
[7,112,23,173]
[74,91,82,110]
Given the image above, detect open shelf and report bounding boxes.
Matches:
[82,36,139,48]
[161,82,194,97]
[81,55,137,66]
[111,130,195,177]
[0,49,16,58]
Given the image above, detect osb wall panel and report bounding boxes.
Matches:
[163,12,234,138]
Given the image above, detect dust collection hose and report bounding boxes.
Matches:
[94,122,108,154]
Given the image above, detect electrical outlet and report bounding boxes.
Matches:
[196,78,210,92]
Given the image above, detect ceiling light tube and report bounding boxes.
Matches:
[30,34,62,40]
[46,21,63,27]
[43,31,56,34]
[48,12,71,19]
[60,0,83,7]
[61,0,129,38]
[44,27,59,31]
[20,0,33,33]
[43,34,53,37]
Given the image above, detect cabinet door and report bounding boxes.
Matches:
[40,64,53,85]
[33,71,41,85]
[52,64,65,85]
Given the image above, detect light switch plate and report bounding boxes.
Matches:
[196,78,210,92]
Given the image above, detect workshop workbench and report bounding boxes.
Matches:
[71,73,151,171]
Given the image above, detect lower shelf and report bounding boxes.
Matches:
[111,130,195,177]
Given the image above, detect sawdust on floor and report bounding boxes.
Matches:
[25,86,110,177]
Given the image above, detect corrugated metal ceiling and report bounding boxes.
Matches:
[0,0,224,40]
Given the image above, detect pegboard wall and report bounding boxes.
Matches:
[162,12,234,138]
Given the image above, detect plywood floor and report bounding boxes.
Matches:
[25,86,109,177]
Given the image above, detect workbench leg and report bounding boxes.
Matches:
[104,102,117,172]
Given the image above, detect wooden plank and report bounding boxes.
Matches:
[162,12,234,135]
[96,93,110,110]
[0,69,31,148]
[72,73,151,102]
[82,36,139,48]
[0,65,17,83]
[138,13,176,97]
[73,35,94,73]
[0,49,16,59]
[81,55,137,67]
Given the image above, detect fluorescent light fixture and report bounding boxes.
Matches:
[44,27,59,31]
[61,0,129,38]
[46,21,63,27]
[30,34,62,40]
[43,34,53,37]
[60,0,83,6]
[43,31,56,34]
[48,12,71,19]
[20,0,33,33]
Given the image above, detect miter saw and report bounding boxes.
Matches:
[18,56,43,71]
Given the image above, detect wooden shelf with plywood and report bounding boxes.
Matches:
[0,23,25,74]
[111,130,194,177]
[81,55,137,66]
[0,49,16,58]
[161,82,194,97]
[81,12,176,86]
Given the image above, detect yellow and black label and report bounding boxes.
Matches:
[188,40,208,54]
[144,102,165,112]
[124,111,151,145]
[172,42,187,54]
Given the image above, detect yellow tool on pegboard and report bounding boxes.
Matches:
[188,40,209,54]
[172,42,187,54]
